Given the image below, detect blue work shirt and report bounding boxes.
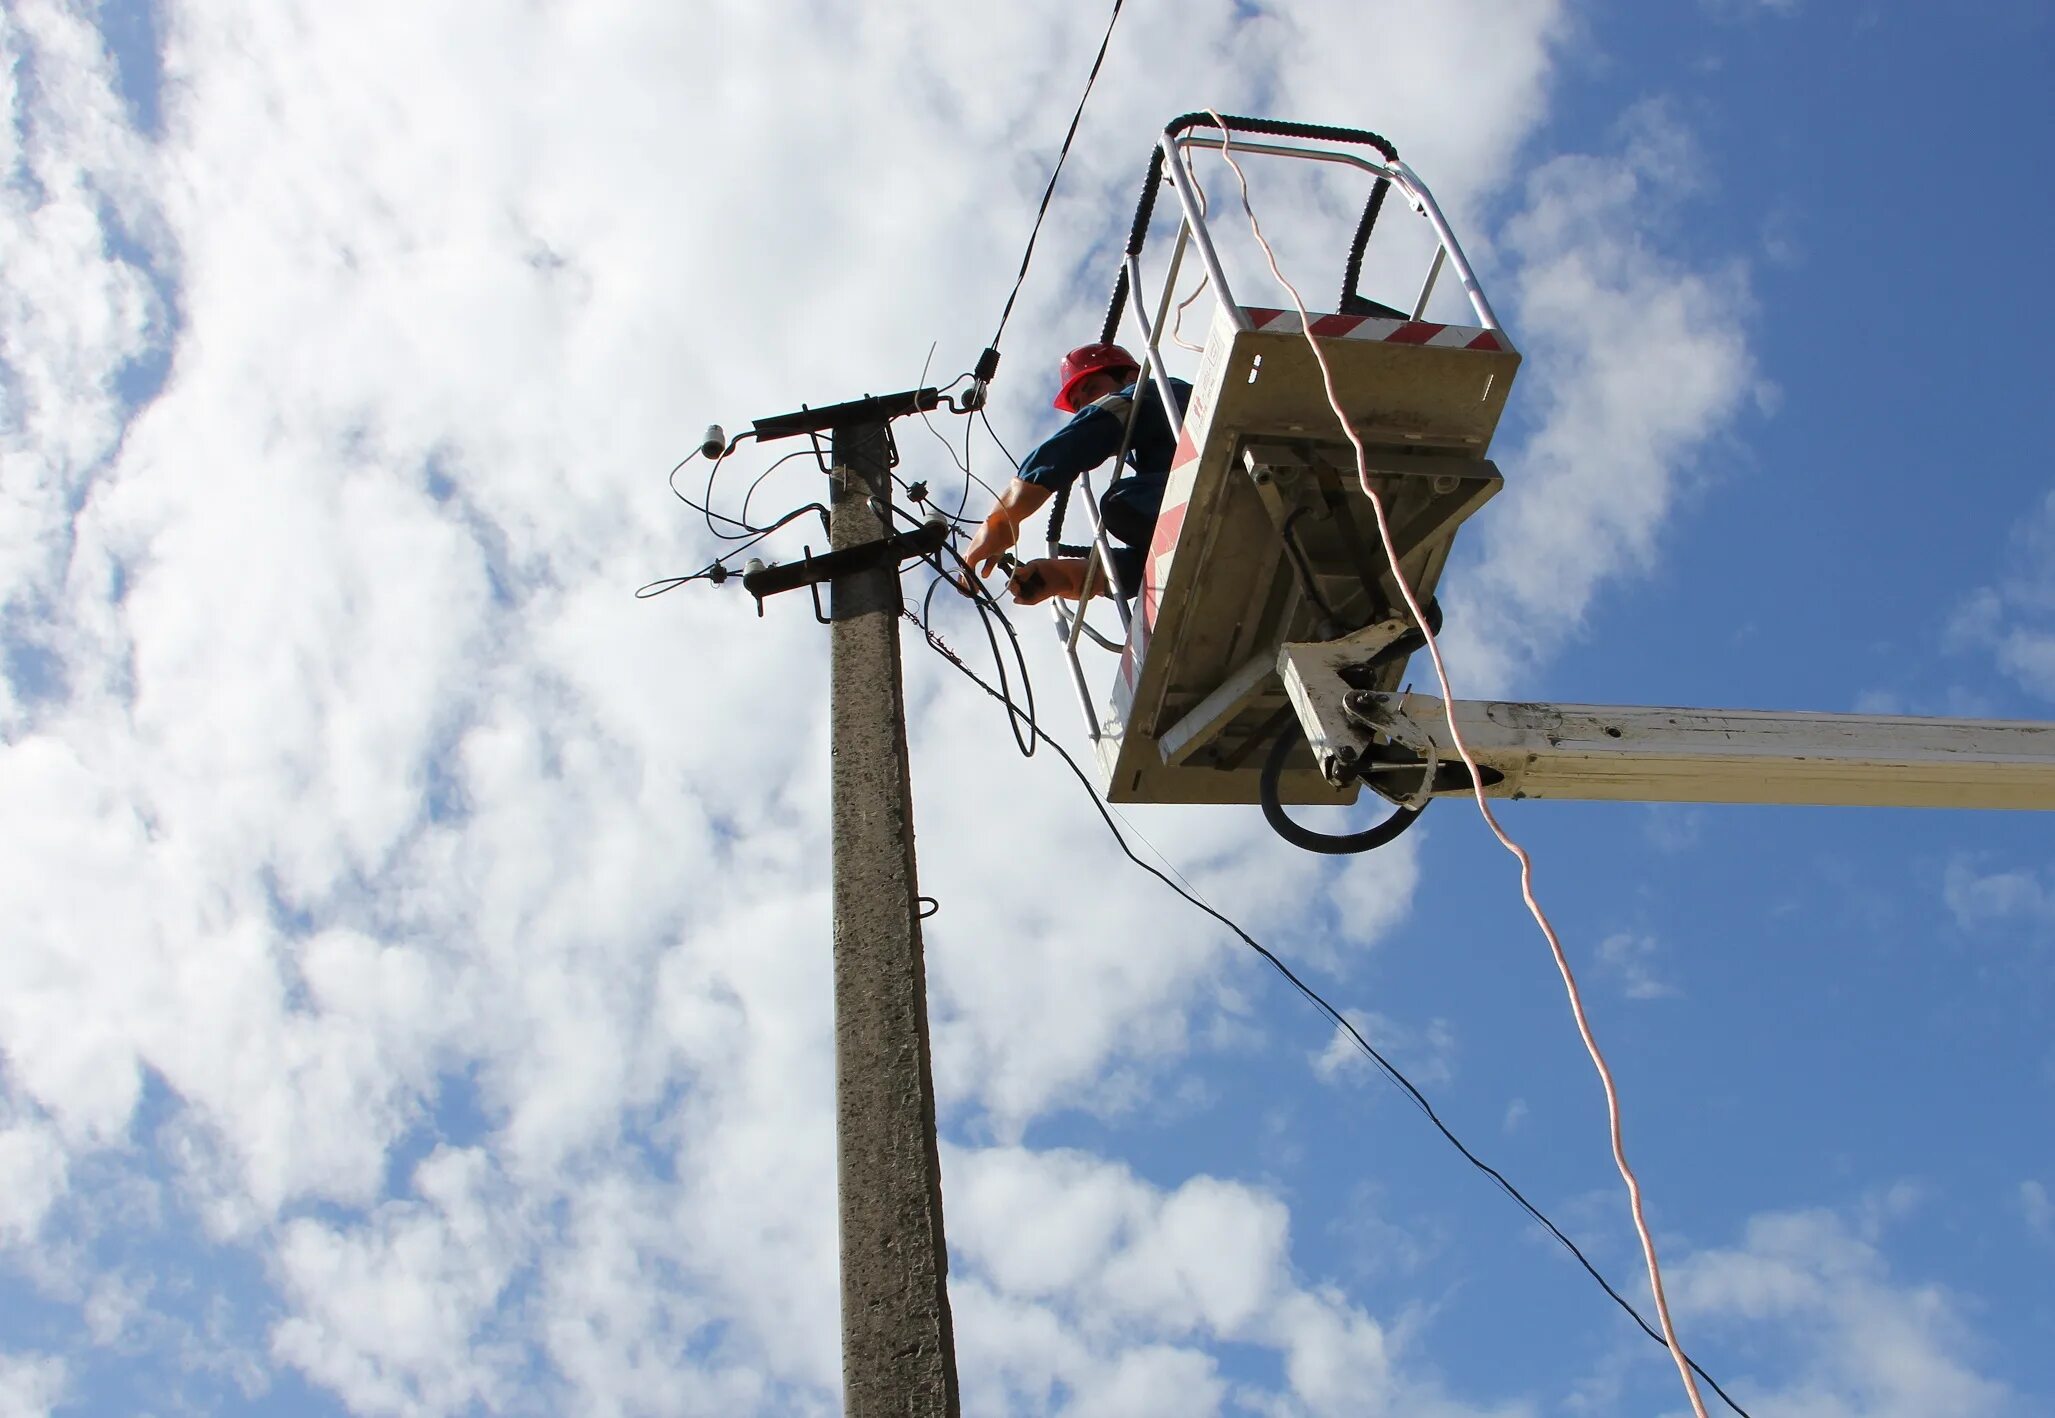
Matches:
[1018,377,1193,499]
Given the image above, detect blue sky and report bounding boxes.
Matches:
[2,1,2051,1415]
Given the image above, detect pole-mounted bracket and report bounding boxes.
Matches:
[749,387,946,484]
[742,518,948,616]
[1274,621,1420,786]
[750,388,943,443]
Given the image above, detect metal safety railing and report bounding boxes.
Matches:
[1052,113,1504,744]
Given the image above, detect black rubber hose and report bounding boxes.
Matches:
[1259,724,1424,855]
[1357,597,1444,676]
[1047,482,1074,553]
[1340,177,1394,312]
[1168,110,1397,155]
[1100,142,1169,345]
[1102,112,1399,344]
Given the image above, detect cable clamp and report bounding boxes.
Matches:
[1342,689,1438,806]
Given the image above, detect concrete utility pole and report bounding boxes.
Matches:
[826,419,961,1417]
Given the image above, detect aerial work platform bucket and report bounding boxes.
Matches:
[1050,115,1518,806]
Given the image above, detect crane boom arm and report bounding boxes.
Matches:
[1278,642,2055,811]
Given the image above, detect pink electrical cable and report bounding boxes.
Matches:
[1168,146,1214,353]
[1203,113,1712,1418]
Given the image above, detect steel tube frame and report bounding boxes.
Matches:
[1126,246,1196,470]
[1391,157,1501,331]
[1410,246,1447,321]
[1059,637,1103,743]
[1064,122,1509,755]
[1169,136,1502,332]
[1160,137,1251,335]
[1051,226,1198,738]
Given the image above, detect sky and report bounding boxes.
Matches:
[2,1,2052,1415]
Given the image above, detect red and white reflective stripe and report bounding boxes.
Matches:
[1137,492,1190,639]
[1137,423,1202,640]
[1243,306,1507,352]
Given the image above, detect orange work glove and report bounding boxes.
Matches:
[1007,557,1093,606]
[961,506,1020,584]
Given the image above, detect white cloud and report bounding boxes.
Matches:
[1950,489,2055,702]
[1595,931,1681,1000]
[1640,805,1704,853]
[1942,857,2055,931]
[0,0,167,680]
[1443,102,1760,691]
[2020,1181,2053,1244]
[1260,1,1564,225]
[0,1103,67,1247]
[1329,1182,1448,1285]
[1313,1009,1455,1089]
[0,0,1777,1411]
[269,1147,528,1416]
[0,1353,67,1418]
[1671,1207,2014,1417]
[946,1144,1529,1418]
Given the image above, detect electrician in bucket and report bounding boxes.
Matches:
[961,343,1191,605]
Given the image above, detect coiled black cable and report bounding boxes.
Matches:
[1258,723,1425,855]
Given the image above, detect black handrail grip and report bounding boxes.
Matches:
[1099,113,1399,344]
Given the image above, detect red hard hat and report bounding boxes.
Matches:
[1053,343,1140,414]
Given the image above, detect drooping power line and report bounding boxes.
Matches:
[985,0,1128,360]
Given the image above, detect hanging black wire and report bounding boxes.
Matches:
[667,445,759,541]
[913,343,1003,516]
[740,448,831,531]
[907,618,1753,1418]
[894,504,1039,759]
[987,0,1128,355]
[956,393,995,519]
[636,502,829,599]
[700,432,770,541]
[978,408,1022,472]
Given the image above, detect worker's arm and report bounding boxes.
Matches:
[962,478,1052,580]
[962,399,1128,583]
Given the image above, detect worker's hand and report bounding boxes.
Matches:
[1008,557,1091,606]
[959,507,1019,590]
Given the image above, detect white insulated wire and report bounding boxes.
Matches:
[1202,111,1713,1418]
